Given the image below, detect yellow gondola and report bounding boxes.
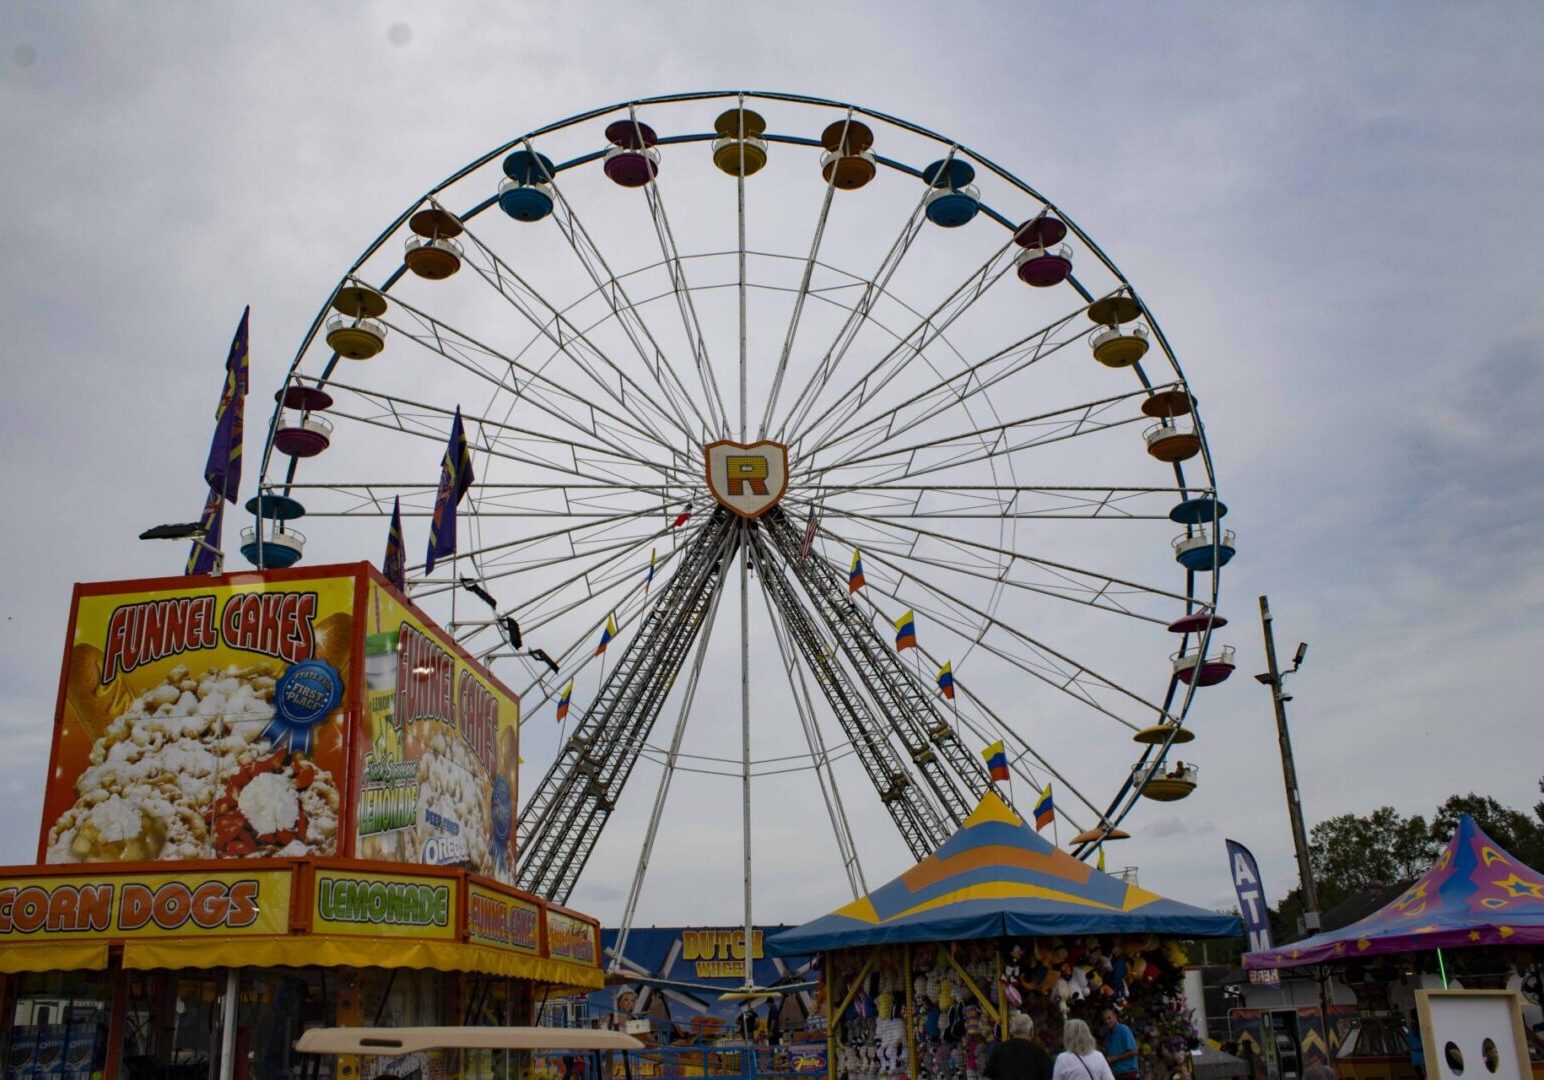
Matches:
[1136,762,1198,801]
[712,108,769,176]
[326,286,388,360]
[1087,294,1150,367]
[1131,724,1196,746]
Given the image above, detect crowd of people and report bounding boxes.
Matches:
[982,1008,1162,1080]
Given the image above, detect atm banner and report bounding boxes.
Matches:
[0,869,292,940]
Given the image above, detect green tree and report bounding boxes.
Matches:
[1431,792,1544,868]
[1309,807,1436,911]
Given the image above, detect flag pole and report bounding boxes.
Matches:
[1052,787,1060,849]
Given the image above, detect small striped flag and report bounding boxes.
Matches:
[646,548,656,593]
[1033,783,1055,832]
[893,609,916,651]
[848,549,865,593]
[936,661,955,701]
[556,679,573,723]
[982,740,1010,783]
[596,614,619,655]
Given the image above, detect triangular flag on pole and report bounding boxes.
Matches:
[382,496,406,591]
[425,407,474,575]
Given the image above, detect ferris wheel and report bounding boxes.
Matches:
[254,91,1235,922]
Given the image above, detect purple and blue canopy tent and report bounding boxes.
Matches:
[1244,814,1544,970]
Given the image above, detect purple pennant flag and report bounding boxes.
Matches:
[425,407,474,575]
[203,307,250,504]
[185,487,225,575]
[382,496,406,591]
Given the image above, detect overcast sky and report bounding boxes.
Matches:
[3,3,1543,930]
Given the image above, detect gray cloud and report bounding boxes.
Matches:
[3,1,1543,928]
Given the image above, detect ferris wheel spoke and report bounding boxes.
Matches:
[800,298,1095,469]
[356,284,683,466]
[611,569,731,970]
[812,510,1182,622]
[786,237,1019,455]
[498,509,719,705]
[410,502,677,593]
[447,209,699,450]
[799,383,1168,486]
[754,541,869,897]
[545,172,728,439]
[639,155,734,437]
[838,549,1170,729]
[761,509,990,828]
[447,522,677,636]
[758,135,844,440]
[771,180,935,443]
[747,526,947,858]
[944,687,1102,830]
[796,483,1194,521]
[480,535,687,646]
[299,379,694,495]
[517,514,737,900]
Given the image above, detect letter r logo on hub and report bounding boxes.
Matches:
[724,455,770,496]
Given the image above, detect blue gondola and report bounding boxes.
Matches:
[499,150,556,221]
[921,158,980,228]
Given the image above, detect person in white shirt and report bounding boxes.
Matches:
[1053,1019,1117,1080]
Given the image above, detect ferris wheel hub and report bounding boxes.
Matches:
[703,440,790,519]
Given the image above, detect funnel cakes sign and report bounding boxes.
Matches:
[39,563,521,884]
[42,571,355,867]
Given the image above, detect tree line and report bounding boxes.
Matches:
[1267,779,1544,941]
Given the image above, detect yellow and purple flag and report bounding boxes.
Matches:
[982,740,1009,783]
[893,609,916,651]
[185,487,224,576]
[556,679,574,723]
[596,614,619,655]
[203,307,250,505]
[646,548,657,593]
[382,496,406,591]
[425,406,474,574]
[848,549,866,594]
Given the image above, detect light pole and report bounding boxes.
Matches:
[139,521,223,575]
[1254,594,1321,933]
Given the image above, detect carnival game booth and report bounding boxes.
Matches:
[1,564,605,1080]
[1244,815,1544,1080]
[770,793,1239,1080]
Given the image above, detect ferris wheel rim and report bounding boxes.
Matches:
[254,90,1226,884]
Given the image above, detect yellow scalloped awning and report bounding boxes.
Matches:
[121,936,602,992]
[0,941,110,974]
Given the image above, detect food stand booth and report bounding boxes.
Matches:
[0,563,604,1080]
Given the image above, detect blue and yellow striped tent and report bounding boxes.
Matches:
[769,792,1238,953]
